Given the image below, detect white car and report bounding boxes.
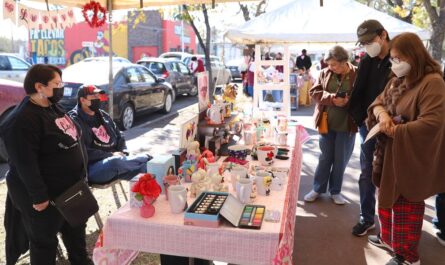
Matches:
[159,52,193,62]
[183,55,232,86]
[0,53,31,83]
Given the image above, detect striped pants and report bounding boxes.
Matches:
[378,196,425,262]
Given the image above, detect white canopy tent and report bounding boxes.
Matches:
[225,0,431,44]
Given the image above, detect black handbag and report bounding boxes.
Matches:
[50,119,99,227]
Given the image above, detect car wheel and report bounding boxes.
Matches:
[188,85,198,96]
[162,93,173,114]
[119,103,134,130]
[171,86,177,102]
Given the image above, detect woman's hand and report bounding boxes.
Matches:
[378,112,395,137]
[332,96,349,107]
[33,200,49,211]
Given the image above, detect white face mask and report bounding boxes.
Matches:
[364,42,381,58]
[391,60,411,78]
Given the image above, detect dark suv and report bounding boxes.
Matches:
[59,60,174,130]
[137,58,197,101]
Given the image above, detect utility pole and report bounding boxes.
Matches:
[180,5,184,52]
[107,0,114,119]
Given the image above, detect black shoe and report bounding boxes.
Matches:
[352,220,375,236]
[437,231,445,246]
[385,254,420,265]
[368,234,393,253]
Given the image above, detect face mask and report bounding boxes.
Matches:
[391,60,411,78]
[89,99,101,112]
[364,42,381,58]
[48,87,64,104]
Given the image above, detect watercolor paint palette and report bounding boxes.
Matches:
[219,194,265,230]
[184,192,229,228]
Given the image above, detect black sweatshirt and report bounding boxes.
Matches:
[348,54,392,127]
[0,97,84,204]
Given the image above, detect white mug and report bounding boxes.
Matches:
[167,185,187,214]
[255,170,273,196]
[236,178,252,204]
[206,162,220,179]
[230,166,248,190]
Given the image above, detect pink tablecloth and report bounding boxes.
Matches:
[93,126,304,265]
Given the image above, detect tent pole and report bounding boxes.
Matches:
[108,0,114,120]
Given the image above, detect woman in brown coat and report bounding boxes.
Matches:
[304,46,357,205]
[367,32,445,265]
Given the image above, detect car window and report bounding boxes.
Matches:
[0,56,12,71]
[8,56,29,70]
[177,62,190,74]
[114,73,126,87]
[148,62,165,75]
[126,67,141,83]
[138,67,156,83]
[170,62,180,72]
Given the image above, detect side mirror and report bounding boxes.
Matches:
[157,77,166,83]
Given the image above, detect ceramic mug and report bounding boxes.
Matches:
[228,145,249,160]
[167,185,188,214]
[255,170,273,196]
[163,174,181,199]
[257,146,276,166]
[230,166,248,190]
[236,178,253,204]
[243,130,256,145]
[206,162,220,179]
[275,132,288,146]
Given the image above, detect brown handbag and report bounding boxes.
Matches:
[318,111,328,134]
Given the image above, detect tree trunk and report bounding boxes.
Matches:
[182,4,214,102]
[423,0,445,61]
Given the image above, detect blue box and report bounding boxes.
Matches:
[146,155,176,194]
[184,191,229,228]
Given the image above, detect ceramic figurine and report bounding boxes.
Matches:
[186,141,201,161]
[250,181,257,202]
[210,172,228,192]
[178,160,197,182]
[197,150,216,170]
[190,169,209,198]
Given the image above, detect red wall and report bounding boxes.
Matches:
[162,21,196,54]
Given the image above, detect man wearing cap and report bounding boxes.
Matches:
[68,85,151,184]
[348,19,392,237]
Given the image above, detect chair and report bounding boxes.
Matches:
[89,178,128,230]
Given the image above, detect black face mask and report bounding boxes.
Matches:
[89,99,101,112]
[48,87,64,104]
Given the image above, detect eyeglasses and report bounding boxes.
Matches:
[389,57,401,64]
[48,81,65,88]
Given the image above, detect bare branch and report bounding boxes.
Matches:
[238,2,251,21]
[255,0,267,17]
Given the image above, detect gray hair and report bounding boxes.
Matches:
[324,45,349,63]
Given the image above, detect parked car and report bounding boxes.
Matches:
[0,53,32,82]
[0,78,26,161]
[82,56,132,64]
[60,60,174,130]
[183,55,232,87]
[137,57,197,101]
[159,52,193,62]
[225,59,243,81]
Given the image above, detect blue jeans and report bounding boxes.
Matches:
[358,125,377,223]
[313,130,355,195]
[434,192,445,233]
[88,154,148,184]
[247,85,253,97]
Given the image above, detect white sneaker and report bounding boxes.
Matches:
[331,193,346,205]
[304,190,319,202]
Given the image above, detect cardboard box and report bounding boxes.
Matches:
[184,191,229,228]
[147,155,176,194]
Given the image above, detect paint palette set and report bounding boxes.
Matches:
[184,192,229,228]
[219,194,265,230]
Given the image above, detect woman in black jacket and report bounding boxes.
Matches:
[0,64,92,265]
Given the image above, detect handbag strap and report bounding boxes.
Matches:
[70,115,89,182]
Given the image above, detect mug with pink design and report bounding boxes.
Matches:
[163,174,181,200]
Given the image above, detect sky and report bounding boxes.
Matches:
[0,0,295,41]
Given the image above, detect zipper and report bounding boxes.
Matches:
[65,190,83,203]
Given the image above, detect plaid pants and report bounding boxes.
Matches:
[378,196,425,262]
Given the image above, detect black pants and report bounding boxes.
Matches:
[7,182,90,265]
[160,254,211,265]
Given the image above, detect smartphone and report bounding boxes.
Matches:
[336,91,347,98]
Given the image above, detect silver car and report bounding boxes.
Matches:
[183,55,232,87]
[0,53,31,83]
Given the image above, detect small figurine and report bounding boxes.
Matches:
[190,169,209,198]
[186,141,201,161]
[178,160,197,182]
[197,150,216,170]
[210,172,228,192]
[250,181,257,202]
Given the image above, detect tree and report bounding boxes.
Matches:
[238,0,268,21]
[357,0,445,61]
[182,4,216,98]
